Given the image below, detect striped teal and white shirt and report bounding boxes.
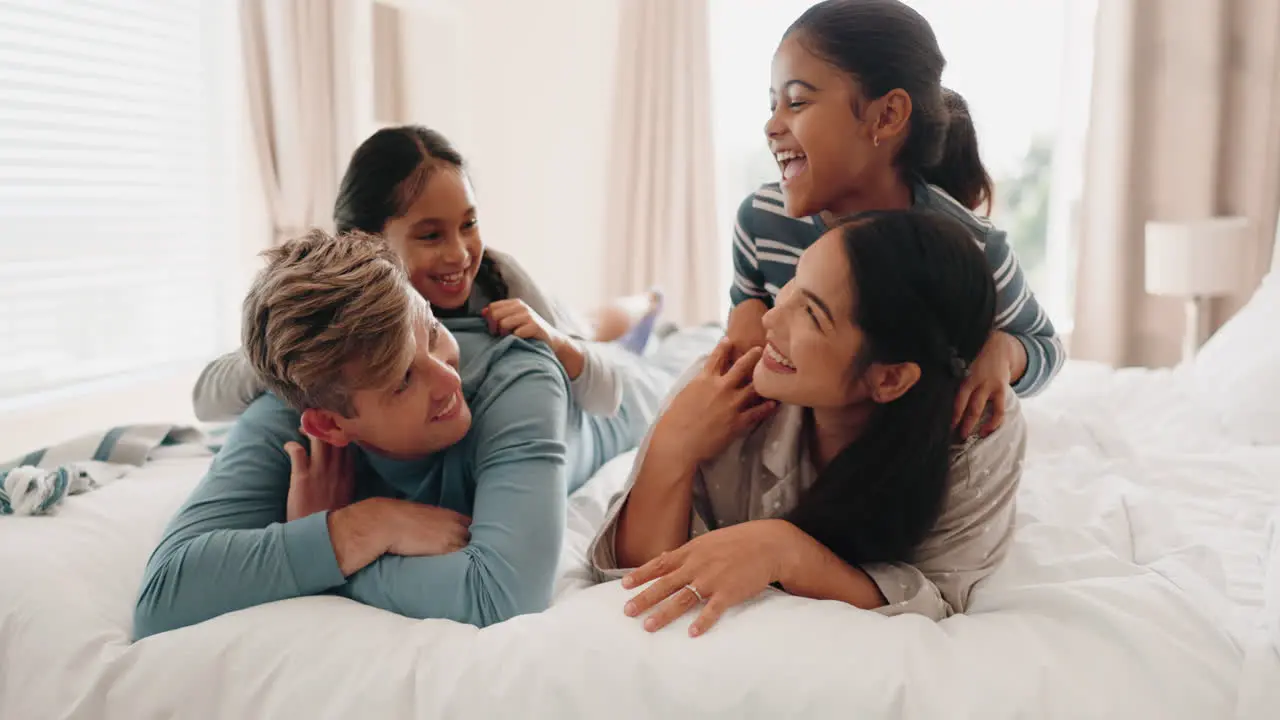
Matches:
[730,181,1064,396]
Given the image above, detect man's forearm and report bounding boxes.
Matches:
[133,513,348,639]
[328,499,390,577]
[615,442,699,569]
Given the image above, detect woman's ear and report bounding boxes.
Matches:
[865,361,922,404]
[300,408,354,447]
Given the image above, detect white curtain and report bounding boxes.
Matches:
[1071,0,1280,366]
[605,0,722,325]
[240,0,358,244]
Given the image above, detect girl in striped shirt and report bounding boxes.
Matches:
[726,0,1063,436]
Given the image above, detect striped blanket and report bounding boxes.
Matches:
[0,424,218,516]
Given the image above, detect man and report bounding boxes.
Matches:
[133,231,573,638]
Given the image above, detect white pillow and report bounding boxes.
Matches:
[1191,272,1280,444]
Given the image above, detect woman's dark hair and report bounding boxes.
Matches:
[785,0,994,214]
[783,210,997,567]
[332,125,508,307]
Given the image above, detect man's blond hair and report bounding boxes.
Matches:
[241,229,426,415]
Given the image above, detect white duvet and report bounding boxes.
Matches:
[2,363,1277,719]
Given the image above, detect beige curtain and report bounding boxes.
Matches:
[605,0,721,325]
[1071,0,1280,367]
[240,0,353,245]
[371,2,407,126]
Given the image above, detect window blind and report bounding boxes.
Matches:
[0,0,228,398]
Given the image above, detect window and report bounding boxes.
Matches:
[913,0,1098,332]
[0,0,236,399]
[708,0,1097,329]
[708,0,813,316]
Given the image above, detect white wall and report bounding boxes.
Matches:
[399,0,622,310]
[0,365,206,461]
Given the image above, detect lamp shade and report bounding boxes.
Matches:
[1144,217,1250,297]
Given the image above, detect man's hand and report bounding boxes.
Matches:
[284,436,355,522]
[327,498,473,577]
[382,500,473,557]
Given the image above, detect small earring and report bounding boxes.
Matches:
[872,135,881,148]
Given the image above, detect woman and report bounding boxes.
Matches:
[195,125,717,491]
[588,210,1027,636]
[726,0,1062,438]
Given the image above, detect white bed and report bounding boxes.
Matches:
[0,360,1275,720]
[4,270,1280,719]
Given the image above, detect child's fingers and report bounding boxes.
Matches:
[952,383,974,429]
[981,389,1007,437]
[959,387,989,439]
[513,323,540,340]
[497,313,529,334]
[485,299,527,322]
[490,305,532,334]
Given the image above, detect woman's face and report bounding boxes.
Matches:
[765,33,880,218]
[382,167,484,310]
[753,229,870,408]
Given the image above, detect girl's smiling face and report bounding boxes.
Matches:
[381,167,484,310]
[765,31,916,219]
[766,33,881,219]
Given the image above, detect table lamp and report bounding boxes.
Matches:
[1144,217,1250,362]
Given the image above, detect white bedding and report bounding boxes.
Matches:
[1,362,1276,719]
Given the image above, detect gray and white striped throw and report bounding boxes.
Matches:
[0,424,217,516]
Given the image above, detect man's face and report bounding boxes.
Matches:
[305,308,472,460]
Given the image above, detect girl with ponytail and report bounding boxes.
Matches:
[726,0,1063,439]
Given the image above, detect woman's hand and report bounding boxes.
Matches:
[653,340,776,467]
[284,436,355,522]
[954,331,1025,438]
[620,520,795,637]
[613,340,768,568]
